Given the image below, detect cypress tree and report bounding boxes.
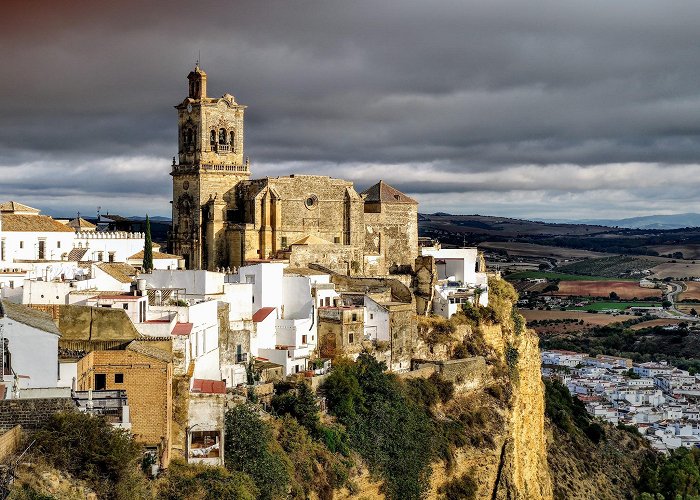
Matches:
[143,215,153,272]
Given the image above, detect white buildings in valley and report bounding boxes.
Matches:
[542,349,700,452]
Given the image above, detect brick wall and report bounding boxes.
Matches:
[0,398,77,432]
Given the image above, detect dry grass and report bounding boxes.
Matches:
[679,281,700,301]
[630,319,685,330]
[650,262,700,279]
[552,281,661,300]
[479,241,604,260]
[648,244,700,260]
[521,310,625,325]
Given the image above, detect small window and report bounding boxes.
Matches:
[94,373,106,390]
[348,332,354,344]
[229,130,235,146]
[245,275,255,284]
[369,313,374,320]
[281,236,288,249]
[218,128,226,144]
[97,251,103,261]
[210,130,216,145]
[351,313,357,321]
[114,373,124,384]
[108,252,115,263]
[57,241,61,248]
[19,241,24,249]
[334,237,340,244]
[123,303,128,310]
[302,335,307,344]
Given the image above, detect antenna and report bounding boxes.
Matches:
[197,50,201,68]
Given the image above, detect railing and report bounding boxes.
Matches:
[215,143,231,153]
[172,163,249,174]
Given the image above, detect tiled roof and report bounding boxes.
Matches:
[191,378,226,394]
[128,250,182,260]
[0,214,74,232]
[67,217,96,230]
[252,307,276,323]
[126,341,172,362]
[67,248,88,261]
[0,201,41,214]
[171,323,193,336]
[96,263,137,284]
[0,300,61,336]
[361,180,418,204]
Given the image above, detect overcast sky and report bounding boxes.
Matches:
[3,0,700,220]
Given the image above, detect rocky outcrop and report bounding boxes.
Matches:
[428,278,553,499]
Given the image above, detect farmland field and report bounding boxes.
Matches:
[479,241,605,260]
[648,244,700,260]
[505,271,623,281]
[521,310,628,325]
[553,280,662,299]
[570,301,661,311]
[558,255,660,278]
[679,281,700,301]
[649,262,700,279]
[630,319,685,330]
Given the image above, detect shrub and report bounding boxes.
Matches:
[224,404,292,500]
[31,412,146,499]
[157,459,257,500]
[438,472,478,500]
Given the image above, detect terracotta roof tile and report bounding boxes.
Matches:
[128,250,182,260]
[172,323,193,336]
[96,263,137,284]
[191,378,226,394]
[361,180,417,204]
[0,300,61,335]
[252,307,276,323]
[0,214,74,232]
[0,201,41,213]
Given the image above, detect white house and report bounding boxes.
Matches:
[420,247,489,318]
[0,300,60,398]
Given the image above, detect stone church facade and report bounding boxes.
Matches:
[171,67,418,275]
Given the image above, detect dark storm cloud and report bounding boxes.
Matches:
[2,0,700,217]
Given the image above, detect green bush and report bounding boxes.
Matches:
[157,459,257,500]
[438,472,478,500]
[271,382,320,436]
[224,404,292,500]
[32,412,146,499]
[321,354,434,500]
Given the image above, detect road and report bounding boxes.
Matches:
[664,281,699,322]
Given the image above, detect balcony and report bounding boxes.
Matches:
[215,143,230,153]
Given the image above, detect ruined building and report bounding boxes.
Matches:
[171,66,418,275]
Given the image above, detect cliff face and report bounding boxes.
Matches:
[428,278,553,499]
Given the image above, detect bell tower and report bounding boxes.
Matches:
[170,66,249,270]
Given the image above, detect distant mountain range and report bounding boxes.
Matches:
[555,213,700,230]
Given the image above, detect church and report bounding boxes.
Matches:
[171,66,418,275]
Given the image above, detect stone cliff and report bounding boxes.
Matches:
[427,277,553,499]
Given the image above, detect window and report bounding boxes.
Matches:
[218,128,226,144]
[97,251,103,261]
[281,236,288,249]
[229,130,235,146]
[334,237,340,244]
[94,374,106,390]
[189,430,220,458]
[348,332,354,344]
[38,240,45,260]
[114,373,124,384]
[19,241,24,249]
[351,313,357,321]
[122,303,128,310]
[210,130,216,146]
[9,281,14,289]
[325,297,330,307]
[57,241,61,249]
[302,335,307,344]
[369,313,374,320]
[108,252,115,263]
[0,239,4,260]
[245,275,255,284]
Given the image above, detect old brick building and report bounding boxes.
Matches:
[171,66,418,275]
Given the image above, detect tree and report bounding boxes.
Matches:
[690,308,698,316]
[224,403,292,500]
[609,291,619,300]
[143,215,153,272]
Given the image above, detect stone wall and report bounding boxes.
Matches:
[0,398,77,432]
[0,425,22,462]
